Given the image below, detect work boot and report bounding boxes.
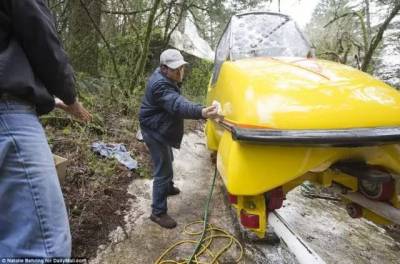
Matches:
[150,213,177,229]
[167,186,181,196]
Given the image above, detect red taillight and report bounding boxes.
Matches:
[228,193,238,204]
[240,210,260,229]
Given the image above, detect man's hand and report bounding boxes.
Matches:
[202,105,221,119]
[55,98,92,122]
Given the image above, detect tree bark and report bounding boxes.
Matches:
[69,0,101,76]
[361,2,400,72]
[365,0,371,42]
[131,0,162,92]
[79,0,123,96]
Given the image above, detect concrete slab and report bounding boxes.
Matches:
[90,132,400,264]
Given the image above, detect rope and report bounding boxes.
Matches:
[155,167,244,264]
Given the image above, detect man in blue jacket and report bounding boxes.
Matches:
[140,49,219,228]
[0,0,91,258]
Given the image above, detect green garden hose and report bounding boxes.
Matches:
[155,167,244,264]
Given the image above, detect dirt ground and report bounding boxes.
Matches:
[88,130,400,264]
[46,113,152,258]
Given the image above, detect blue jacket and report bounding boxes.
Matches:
[139,68,204,148]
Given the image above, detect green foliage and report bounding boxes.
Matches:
[44,73,147,184]
[49,0,267,91]
[87,151,118,179]
[182,59,213,104]
[136,166,152,179]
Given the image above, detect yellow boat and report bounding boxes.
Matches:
[206,12,400,238]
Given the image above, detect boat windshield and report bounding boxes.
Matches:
[220,13,310,60]
[212,12,311,85]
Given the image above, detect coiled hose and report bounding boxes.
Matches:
[155,167,244,264]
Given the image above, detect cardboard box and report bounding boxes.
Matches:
[54,154,68,182]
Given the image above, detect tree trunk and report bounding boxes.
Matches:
[365,0,371,42]
[131,0,162,92]
[361,2,400,72]
[177,0,187,33]
[69,0,101,76]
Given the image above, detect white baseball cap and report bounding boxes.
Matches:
[160,49,188,69]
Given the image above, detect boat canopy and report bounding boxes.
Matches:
[212,12,311,84]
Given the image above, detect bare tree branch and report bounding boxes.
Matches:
[324,11,369,62]
[102,8,152,16]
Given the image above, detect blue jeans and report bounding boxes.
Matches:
[0,100,71,258]
[141,128,174,216]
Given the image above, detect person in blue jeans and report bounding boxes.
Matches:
[0,0,91,259]
[139,49,220,228]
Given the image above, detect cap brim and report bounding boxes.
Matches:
[166,60,188,69]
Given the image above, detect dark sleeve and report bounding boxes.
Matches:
[6,0,76,105]
[153,83,204,120]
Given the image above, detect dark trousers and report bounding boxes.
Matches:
[141,129,174,215]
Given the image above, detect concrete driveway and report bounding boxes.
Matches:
[91,131,400,264]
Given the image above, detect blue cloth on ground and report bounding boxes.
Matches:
[91,142,138,170]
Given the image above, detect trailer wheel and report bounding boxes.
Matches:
[359,179,394,202]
